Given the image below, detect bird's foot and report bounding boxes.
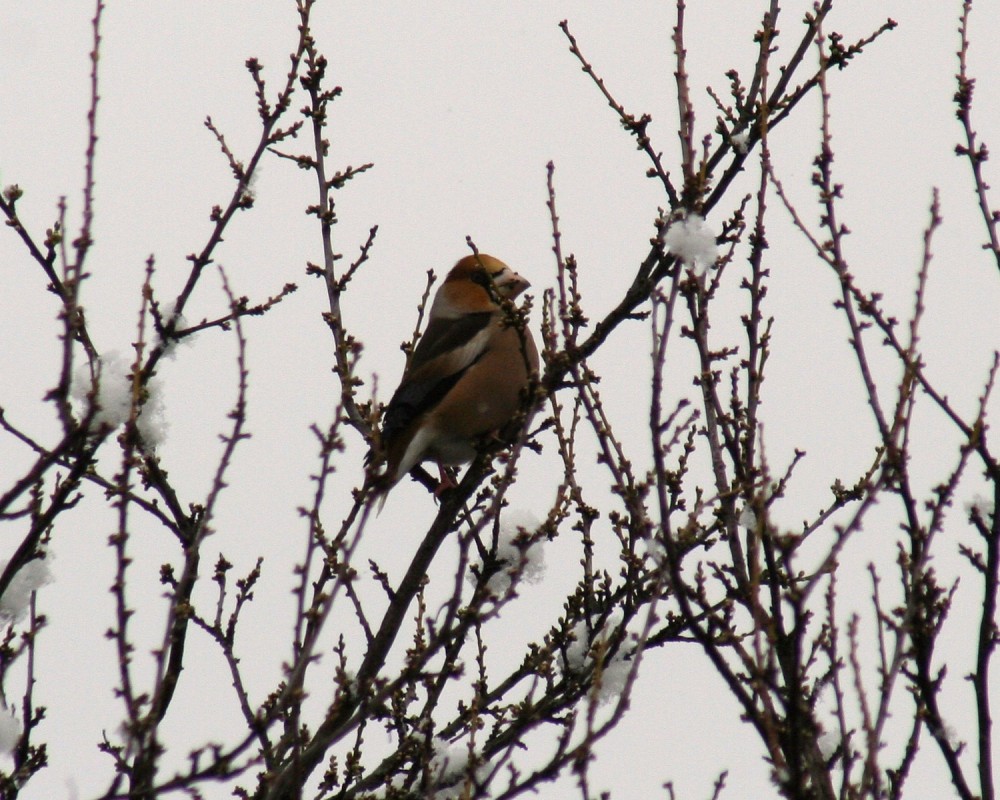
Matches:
[434,463,459,497]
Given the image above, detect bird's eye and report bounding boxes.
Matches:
[471,269,493,289]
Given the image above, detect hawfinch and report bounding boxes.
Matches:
[373,254,538,498]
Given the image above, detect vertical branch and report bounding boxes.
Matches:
[74,0,104,275]
[740,10,778,482]
[811,19,891,447]
[971,482,999,800]
[954,0,1000,274]
[296,2,375,437]
[545,164,599,607]
[109,368,144,791]
[672,0,697,200]
[58,0,106,420]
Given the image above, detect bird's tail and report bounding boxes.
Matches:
[363,458,395,516]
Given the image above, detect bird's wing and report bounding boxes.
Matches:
[406,311,493,372]
[381,312,493,446]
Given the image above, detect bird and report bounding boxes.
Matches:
[371,253,539,503]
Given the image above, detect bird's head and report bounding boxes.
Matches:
[431,254,531,318]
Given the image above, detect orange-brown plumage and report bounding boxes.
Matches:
[374,254,538,500]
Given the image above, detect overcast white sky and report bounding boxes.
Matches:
[2,2,999,798]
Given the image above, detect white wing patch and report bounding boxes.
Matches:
[397,423,437,480]
[439,326,492,375]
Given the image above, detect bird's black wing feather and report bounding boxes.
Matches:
[380,312,493,447]
[406,312,492,372]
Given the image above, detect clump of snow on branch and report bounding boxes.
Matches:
[429,738,470,784]
[0,708,21,755]
[158,301,195,360]
[468,509,546,598]
[135,375,168,446]
[71,351,168,447]
[965,494,995,519]
[563,608,639,705]
[817,727,839,761]
[739,505,758,531]
[71,351,131,431]
[634,533,665,567]
[0,554,54,622]
[665,212,718,275]
[731,130,750,154]
[930,722,960,749]
[426,737,493,800]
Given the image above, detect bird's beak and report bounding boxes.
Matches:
[493,269,531,299]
